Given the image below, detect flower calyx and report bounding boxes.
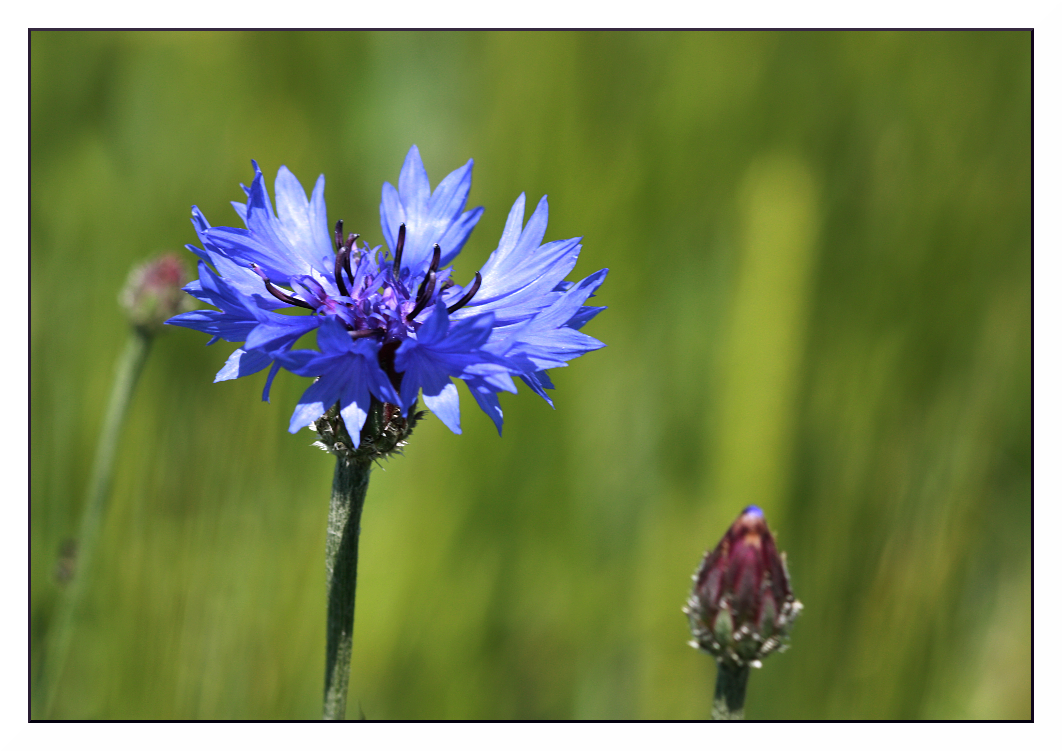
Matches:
[311,398,426,465]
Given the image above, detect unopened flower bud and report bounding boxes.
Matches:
[685,506,802,667]
[119,252,194,332]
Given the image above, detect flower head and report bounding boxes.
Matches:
[168,147,608,447]
[684,506,802,667]
[120,252,194,332]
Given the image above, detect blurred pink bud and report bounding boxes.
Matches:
[119,253,193,332]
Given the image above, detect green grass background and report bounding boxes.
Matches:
[30,30,1030,719]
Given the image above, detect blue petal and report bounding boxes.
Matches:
[464,377,504,435]
[262,361,282,402]
[475,237,579,308]
[495,193,526,256]
[414,299,451,345]
[393,303,496,414]
[566,305,607,330]
[521,268,609,332]
[244,162,301,269]
[484,268,609,357]
[215,347,273,382]
[288,374,341,433]
[459,194,587,325]
[532,370,555,390]
[426,159,471,226]
[185,238,286,310]
[338,382,371,446]
[167,309,258,342]
[382,147,484,276]
[274,166,333,269]
[276,349,339,377]
[380,181,404,254]
[308,174,332,268]
[337,353,391,446]
[202,226,299,283]
[513,327,606,370]
[395,343,452,416]
[397,145,430,226]
[243,311,320,352]
[437,206,485,267]
[512,194,550,256]
[227,162,333,281]
[479,195,549,281]
[424,382,461,434]
[519,372,555,407]
[316,316,359,354]
[284,337,398,437]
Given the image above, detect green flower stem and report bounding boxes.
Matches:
[712,661,750,720]
[38,327,154,718]
[322,454,371,720]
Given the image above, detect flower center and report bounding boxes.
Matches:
[251,221,482,353]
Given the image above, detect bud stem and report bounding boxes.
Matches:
[712,661,749,720]
[322,454,372,720]
[36,327,154,718]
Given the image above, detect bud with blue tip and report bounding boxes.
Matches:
[685,506,802,669]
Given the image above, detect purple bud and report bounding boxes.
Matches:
[684,507,802,667]
[119,252,194,332]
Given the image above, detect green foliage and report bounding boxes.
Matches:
[30,30,1030,719]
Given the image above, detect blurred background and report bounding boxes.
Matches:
[30,30,1030,719]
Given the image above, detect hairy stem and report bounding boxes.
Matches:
[322,455,371,720]
[38,328,153,718]
[712,661,750,720]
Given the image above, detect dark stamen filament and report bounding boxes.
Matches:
[393,223,406,275]
[333,231,361,298]
[342,246,354,282]
[349,327,385,340]
[446,272,482,314]
[406,244,444,321]
[407,269,436,321]
[251,264,315,310]
[428,243,442,275]
[334,248,350,297]
[334,220,344,252]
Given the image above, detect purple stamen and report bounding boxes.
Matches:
[406,244,442,321]
[349,327,385,340]
[251,264,315,310]
[343,246,354,282]
[393,223,406,276]
[334,247,350,297]
[333,219,344,252]
[446,272,482,314]
[428,243,442,275]
[407,269,436,321]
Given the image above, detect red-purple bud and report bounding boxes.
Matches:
[684,506,802,667]
[119,252,194,332]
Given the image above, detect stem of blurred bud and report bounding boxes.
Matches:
[36,327,153,718]
[712,662,749,720]
[36,253,191,717]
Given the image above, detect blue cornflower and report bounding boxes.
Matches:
[168,146,608,446]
